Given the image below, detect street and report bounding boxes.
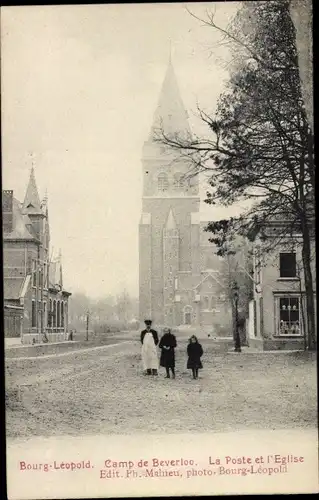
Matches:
[5,340,317,438]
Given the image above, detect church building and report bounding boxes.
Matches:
[139,60,231,333]
[3,169,71,343]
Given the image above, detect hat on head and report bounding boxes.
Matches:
[144,319,152,326]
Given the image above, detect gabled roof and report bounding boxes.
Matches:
[195,271,225,290]
[3,198,38,241]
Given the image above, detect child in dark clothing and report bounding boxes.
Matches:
[187,335,203,379]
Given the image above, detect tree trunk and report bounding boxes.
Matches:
[289,0,313,132]
[301,224,316,350]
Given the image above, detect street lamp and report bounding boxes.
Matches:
[232,281,241,353]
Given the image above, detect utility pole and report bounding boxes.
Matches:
[86,311,89,341]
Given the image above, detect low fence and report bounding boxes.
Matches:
[22,332,68,345]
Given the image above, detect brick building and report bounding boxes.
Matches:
[3,168,71,344]
[139,60,232,334]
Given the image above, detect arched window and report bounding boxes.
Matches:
[183,305,193,325]
[48,299,52,327]
[203,296,209,310]
[65,302,68,329]
[57,301,61,328]
[158,173,169,192]
[61,302,64,327]
[31,300,36,328]
[53,300,57,328]
[210,296,217,310]
[173,172,184,191]
[43,301,47,328]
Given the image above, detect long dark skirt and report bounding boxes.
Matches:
[160,349,175,368]
[187,358,203,369]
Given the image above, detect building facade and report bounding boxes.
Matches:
[3,169,71,344]
[139,61,231,333]
[247,223,316,350]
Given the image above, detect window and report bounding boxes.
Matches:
[173,173,184,191]
[279,252,296,278]
[203,296,209,309]
[39,268,42,288]
[65,303,68,327]
[279,297,301,335]
[61,302,64,327]
[57,301,61,328]
[211,296,217,310]
[53,301,57,328]
[48,299,52,327]
[43,302,47,327]
[184,305,193,325]
[32,260,37,287]
[43,263,47,288]
[158,173,169,191]
[31,301,36,328]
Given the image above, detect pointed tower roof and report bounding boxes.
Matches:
[150,59,191,140]
[23,167,42,214]
[165,208,177,230]
[49,249,63,290]
[58,249,63,288]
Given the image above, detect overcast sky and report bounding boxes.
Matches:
[2,2,241,299]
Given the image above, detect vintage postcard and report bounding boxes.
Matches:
[2,1,317,498]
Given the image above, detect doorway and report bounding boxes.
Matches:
[184,306,193,325]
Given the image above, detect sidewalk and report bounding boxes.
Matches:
[227,346,305,354]
[5,338,23,349]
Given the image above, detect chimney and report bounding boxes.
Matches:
[2,190,13,233]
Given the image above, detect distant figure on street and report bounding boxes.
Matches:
[159,327,177,379]
[140,319,159,375]
[187,335,203,380]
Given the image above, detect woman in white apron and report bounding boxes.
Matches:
[141,319,159,375]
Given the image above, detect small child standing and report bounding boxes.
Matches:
[187,335,203,379]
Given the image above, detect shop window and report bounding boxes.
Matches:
[279,296,301,335]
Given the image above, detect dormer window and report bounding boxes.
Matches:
[158,173,169,191]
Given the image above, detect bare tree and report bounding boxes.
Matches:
[156,1,315,349]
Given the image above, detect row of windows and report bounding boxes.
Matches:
[201,295,226,310]
[31,299,67,328]
[157,172,190,192]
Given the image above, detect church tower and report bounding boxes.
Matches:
[139,59,201,326]
[22,168,50,290]
[23,167,46,241]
